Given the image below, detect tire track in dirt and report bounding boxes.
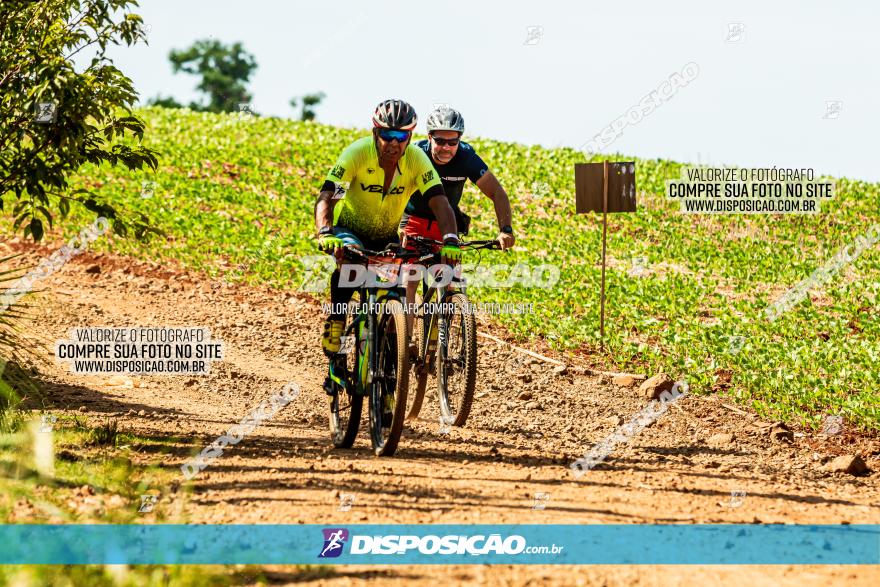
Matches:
[5,241,879,585]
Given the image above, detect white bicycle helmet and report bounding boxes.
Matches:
[426,106,465,134]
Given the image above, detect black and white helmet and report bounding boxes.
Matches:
[372,99,417,131]
[426,106,465,134]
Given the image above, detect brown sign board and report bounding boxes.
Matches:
[575,162,637,213]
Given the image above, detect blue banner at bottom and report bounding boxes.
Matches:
[0,525,877,565]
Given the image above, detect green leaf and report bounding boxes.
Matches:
[36,206,53,229]
[29,218,43,242]
[12,212,29,232]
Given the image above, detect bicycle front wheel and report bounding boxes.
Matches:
[329,316,363,448]
[436,292,477,427]
[369,298,409,456]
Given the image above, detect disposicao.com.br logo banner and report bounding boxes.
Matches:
[317,527,562,560]
[0,525,877,565]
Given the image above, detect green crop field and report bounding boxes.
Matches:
[21,107,880,432]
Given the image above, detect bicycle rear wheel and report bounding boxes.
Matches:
[436,292,477,427]
[329,308,363,448]
[369,298,409,456]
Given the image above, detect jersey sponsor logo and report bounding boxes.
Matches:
[330,165,345,179]
[443,176,466,181]
[359,183,405,195]
[479,168,487,177]
[422,170,434,183]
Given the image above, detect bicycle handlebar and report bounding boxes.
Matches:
[405,235,503,252]
[338,236,502,266]
[461,239,504,250]
[340,244,435,264]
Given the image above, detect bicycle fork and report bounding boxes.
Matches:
[357,290,378,389]
[421,284,445,367]
[368,292,379,385]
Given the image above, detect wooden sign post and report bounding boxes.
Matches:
[574,162,637,351]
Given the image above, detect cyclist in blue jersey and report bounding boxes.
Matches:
[399,106,515,248]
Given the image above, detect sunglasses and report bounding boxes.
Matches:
[377,129,411,143]
[431,136,460,147]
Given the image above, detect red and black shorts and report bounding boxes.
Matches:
[399,213,443,242]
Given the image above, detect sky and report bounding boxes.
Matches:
[106,0,880,182]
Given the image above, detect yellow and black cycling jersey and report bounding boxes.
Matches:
[322,136,444,241]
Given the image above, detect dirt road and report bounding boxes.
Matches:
[6,240,880,585]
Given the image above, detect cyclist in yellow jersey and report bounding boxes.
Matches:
[314,99,461,366]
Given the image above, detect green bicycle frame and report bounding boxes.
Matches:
[352,287,400,395]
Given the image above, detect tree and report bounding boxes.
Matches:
[146,95,183,109]
[0,0,159,242]
[290,92,325,121]
[153,39,257,113]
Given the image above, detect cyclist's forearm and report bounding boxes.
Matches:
[491,187,513,228]
[476,171,512,227]
[428,195,458,238]
[315,190,336,231]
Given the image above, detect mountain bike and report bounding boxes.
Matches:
[324,244,420,456]
[403,236,502,427]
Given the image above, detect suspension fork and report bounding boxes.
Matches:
[437,262,467,351]
[425,283,448,356]
[421,259,458,358]
[366,288,377,385]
